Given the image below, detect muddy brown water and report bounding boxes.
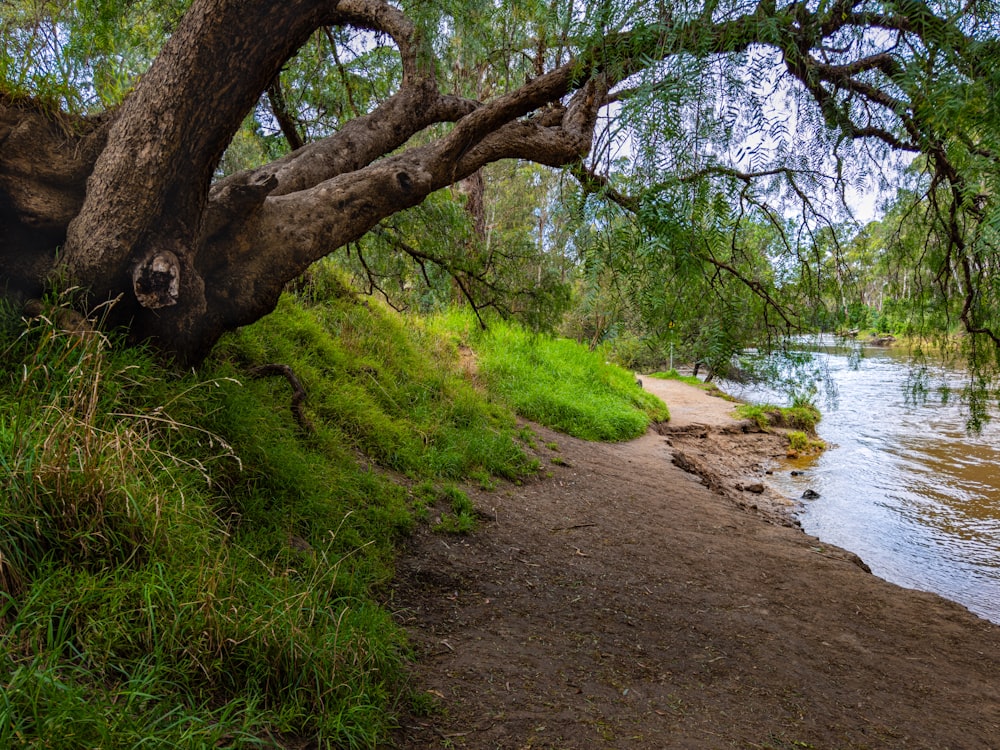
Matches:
[725,340,1000,624]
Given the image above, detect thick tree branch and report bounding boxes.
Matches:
[63,0,343,291]
[327,0,423,82]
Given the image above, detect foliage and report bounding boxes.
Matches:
[436,309,669,441]
[5,0,1000,406]
[560,185,807,378]
[786,430,810,451]
[0,0,189,109]
[431,485,478,535]
[732,346,831,406]
[783,429,824,454]
[330,163,574,333]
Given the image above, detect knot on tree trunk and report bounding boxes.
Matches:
[133,249,181,308]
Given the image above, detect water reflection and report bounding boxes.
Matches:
[723,340,1000,624]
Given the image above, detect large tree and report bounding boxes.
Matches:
[1,0,996,365]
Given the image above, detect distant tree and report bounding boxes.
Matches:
[1,0,996,364]
[332,160,572,329]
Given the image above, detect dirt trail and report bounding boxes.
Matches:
[390,380,1000,749]
[639,377,739,429]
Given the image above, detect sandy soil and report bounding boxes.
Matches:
[388,378,1000,749]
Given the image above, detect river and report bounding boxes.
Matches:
[722,339,1000,624]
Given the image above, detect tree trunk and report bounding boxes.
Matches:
[58,0,340,361]
[0,96,108,300]
[0,0,611,364]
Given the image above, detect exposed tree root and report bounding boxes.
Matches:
[250,363,313,432]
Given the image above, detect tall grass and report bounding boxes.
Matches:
[0,287,537,747]
[0,281,667,746]
[218,290,536,482]
[433,310,669,441]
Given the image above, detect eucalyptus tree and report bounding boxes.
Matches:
[1,0,996,365]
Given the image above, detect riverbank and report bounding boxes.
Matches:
[644,376,814,529]
[390,379,1000,748]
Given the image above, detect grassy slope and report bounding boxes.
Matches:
[0,285,666,748]
[434,310,669,441]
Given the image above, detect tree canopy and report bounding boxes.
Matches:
[1,0,998,364]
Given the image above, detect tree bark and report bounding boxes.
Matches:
[58,0,342,360]
[0,96,108,299]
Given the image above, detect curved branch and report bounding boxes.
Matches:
[328,0,423,83]
[250,363,313,432]
[10,0,986,368]
[701,251,797,330]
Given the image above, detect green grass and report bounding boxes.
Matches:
[0,285,539,748]
[432,485,478,534]
[736,402,822,433]
[787,430,809,451]
[433,311,669,441]
[0,280,675,746]
[648,369,704,386]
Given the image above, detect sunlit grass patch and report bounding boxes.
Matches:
[648,369,703,386]
[736,401,821,433]
[436,311,669,441]
[220,293,536,481]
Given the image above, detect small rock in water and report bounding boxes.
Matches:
[790,470,804,476]
[801,488,820,500]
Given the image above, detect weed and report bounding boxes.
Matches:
[786,430,825,454]
[470,470,498,490]
[736,402,821,434]
[787,430,809,451]
[433,485,478,534]
[518,425,539,449]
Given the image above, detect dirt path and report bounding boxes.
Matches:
[389,380,1000,749]
[639,376,739,429]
